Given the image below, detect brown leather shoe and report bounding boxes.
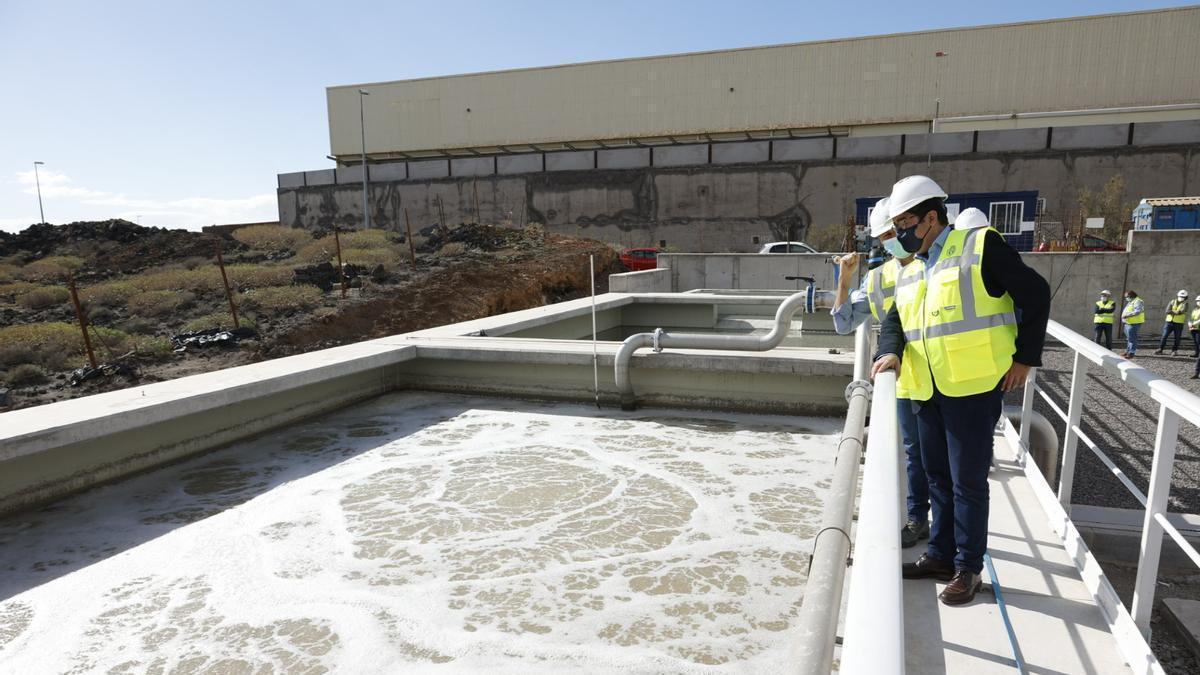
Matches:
[902,553,955,581]
[938,570,983,605]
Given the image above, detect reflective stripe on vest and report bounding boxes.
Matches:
[895,227,1017,401]
[866,259,899,322]
[1167,300,1187,323]
[1094,300,1114,325]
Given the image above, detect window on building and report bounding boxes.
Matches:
[989,201,1024,234]
[1036,197,1047,217]
[752,236,760,245]
[659,240,667,248]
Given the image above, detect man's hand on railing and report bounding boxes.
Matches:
[1002,362,1032,393]
[870,354,899,380]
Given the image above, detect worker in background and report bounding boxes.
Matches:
[872,176,1050,607]
[1122,291,1145,358]
[1093,290,1115,350]
[832,197,928,549]
[1154,290,1188,355]
[1189,297,1200,359]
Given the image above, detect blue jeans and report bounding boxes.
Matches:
[1159,322,1183,351]
[915,384,1003,574]
[1125,323,1141,354]
[899,397,928,524]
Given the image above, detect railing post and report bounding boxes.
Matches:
[1018,368,1037,466]
[1131,404,1180,638]
[1057,352,1089,514]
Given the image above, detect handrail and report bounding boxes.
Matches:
[1014,320,1200,640]
[840,370,904,675]
[790,322,873,674]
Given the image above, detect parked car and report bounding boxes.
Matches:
[757,241,819,254]
[619,247,660,271]
[1034,235,1124,252]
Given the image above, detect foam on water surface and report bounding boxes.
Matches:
[0,392,839,673]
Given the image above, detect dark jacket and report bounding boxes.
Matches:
[875,229,1051,368]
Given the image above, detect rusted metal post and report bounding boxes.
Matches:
[215,241,240,328]
[403,208,417,266]
[67,270,97,369]
[333,227,347,298]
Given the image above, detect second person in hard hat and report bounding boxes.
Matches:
[1122,291,1145,358]
[872,175,1050,607]
[832,197,929,549]
[1093,290,1115,350]
[1188,297,1200,359]
[1155,290,1189,356]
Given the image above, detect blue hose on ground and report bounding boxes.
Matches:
[984,553,1029,674]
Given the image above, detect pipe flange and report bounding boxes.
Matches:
[652,327,664,353]
[845,379,872,402]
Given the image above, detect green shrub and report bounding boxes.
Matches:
[240,285,323,314]
[0,263,19,283]
[231,224,312,252]
[20,256,85,281]
[140,267,223,294]
[17,286,70,310]
[130,335,174,357]
[127,290,195,317]
[81,279,144,308]
[0,281,38,301]
[437,242,467,257]
[225,264,296,289]
[120,317,159,335]
[181,312,256,333]
[0,345,36,367]
[6,364,47,387]
[0,322,88,369]
[296,229,398,264]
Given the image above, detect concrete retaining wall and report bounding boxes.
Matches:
[279,127,1199,253]
[610,268,671,293]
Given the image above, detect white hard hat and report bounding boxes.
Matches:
[868,197,893,237]
[1100,289,1111,295]
[954,207,989,231]
[887,175,948,222]
[1179,290,1189,298]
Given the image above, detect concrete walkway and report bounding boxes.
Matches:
[902,433,1138,674]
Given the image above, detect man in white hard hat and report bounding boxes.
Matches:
[871,176,1050,606]
[832,197,929,548]
[1094,290,1115,350]
[1154,289,1189,356]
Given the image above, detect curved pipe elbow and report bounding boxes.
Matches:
[615,291,809,410]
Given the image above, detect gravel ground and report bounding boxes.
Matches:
[1003,339,1200,672]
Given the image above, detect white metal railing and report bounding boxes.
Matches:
[840,370,904,674]
[1012,320,1200,639]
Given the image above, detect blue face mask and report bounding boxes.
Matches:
[882,236,909,259]
[895,224,925,254]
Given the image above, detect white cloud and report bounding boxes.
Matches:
[4,169,276,233]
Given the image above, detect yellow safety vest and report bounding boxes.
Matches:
[894,227,1017,401]
[1094,300,1114,324]
[1167,300,1187,324]
[865,258,900,322]
[1190,308,1200,330]
[1124,299,1145,324]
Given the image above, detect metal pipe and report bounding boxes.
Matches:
[615,290,832,410]
[791,322,872,673]
[937,103,1200,125]
[840,370,902,675]
[358,89,370,230]
[1003,405,1059,485]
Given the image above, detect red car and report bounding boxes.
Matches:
[620,247,660,271]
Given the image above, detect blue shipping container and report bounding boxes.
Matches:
[1151,205,1200,230]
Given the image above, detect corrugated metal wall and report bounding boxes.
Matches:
[327,7,1200,157]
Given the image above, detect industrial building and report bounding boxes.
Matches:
[278,6,1200,250]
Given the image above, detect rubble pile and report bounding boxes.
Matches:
[418,222,545,254]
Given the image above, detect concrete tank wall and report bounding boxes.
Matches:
[279,141,1199,254]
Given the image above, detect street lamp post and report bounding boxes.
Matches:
[358,89,370,230]
[33,161,46,224]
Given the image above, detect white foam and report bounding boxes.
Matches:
[0,392,839,673]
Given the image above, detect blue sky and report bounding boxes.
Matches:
[0,1,1184,232]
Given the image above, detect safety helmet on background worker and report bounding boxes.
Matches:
[1179,290,1189,298]
[1100,290,1111,296]
[953,208,989,231]
[868,197,893,237]
[887,175,949,222]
